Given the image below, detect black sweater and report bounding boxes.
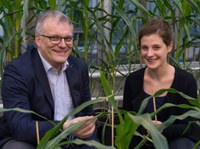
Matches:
[123,67,199,143]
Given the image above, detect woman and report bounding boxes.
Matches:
[123,18,199,149]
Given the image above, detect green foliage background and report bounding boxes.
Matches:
[0,0,200,148]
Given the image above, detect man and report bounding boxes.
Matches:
[0,10,98,149]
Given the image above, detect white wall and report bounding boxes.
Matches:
[0,13,3,36]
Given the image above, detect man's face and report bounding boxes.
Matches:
[35,17,73,70]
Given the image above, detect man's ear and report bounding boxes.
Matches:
[35,35,41,47]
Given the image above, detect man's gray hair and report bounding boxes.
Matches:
[35,10,74,36]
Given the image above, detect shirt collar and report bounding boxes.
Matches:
[38,49,69,73]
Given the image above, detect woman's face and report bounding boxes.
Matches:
[140,34,172,70]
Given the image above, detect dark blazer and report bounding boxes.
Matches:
[123,67,200,145]
[0,46,97,147]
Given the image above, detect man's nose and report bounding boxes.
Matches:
[58,38,67,47]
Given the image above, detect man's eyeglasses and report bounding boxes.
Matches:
[40,34,73,45]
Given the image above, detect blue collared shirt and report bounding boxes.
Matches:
[38,50,74,121]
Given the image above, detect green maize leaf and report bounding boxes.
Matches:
[72,138,116,149]
[115,112,140,149]
[37,98,105,148]
[128,113,168,149]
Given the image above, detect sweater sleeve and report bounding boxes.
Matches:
[123,68,144,112]
[162,68,199,141]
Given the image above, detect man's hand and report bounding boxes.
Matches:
[63,116,97,139]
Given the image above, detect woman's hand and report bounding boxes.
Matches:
[152,120,163,132]
[152,120,162,125]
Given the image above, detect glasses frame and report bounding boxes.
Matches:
[40,34,73,45]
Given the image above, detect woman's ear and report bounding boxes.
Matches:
[168,41,173,53]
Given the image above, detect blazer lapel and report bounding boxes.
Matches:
[32,48,54,109]
[65,57,80,108]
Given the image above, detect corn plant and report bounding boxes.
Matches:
[0,0,200,148]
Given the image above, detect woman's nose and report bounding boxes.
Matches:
[146,49,154,56]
